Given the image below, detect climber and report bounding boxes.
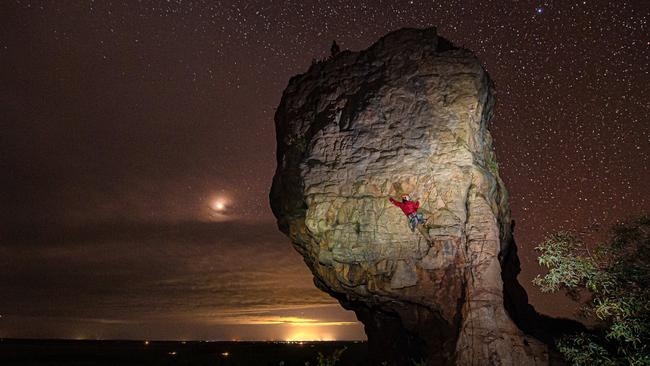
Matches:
[330,40,340,57]
[388,194,433,244]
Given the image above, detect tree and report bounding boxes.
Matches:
[533,214,650,365]
[315,346,346,366]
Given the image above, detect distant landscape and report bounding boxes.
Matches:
[0,339,368,366]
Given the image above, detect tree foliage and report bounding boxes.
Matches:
[315,346,346,366]
[533,214,650,365]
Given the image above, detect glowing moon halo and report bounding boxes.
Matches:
[210,199,226,212]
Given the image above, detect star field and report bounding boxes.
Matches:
[1,0,648,340]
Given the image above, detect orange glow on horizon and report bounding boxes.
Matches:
[226,316,356,326]
[203,306,365,341]
[284,330,336,342]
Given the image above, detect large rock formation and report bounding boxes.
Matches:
[270,28,552,365]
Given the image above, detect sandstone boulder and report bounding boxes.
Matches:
[270,27,553,365]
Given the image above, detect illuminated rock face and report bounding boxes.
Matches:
[270,28,549,365]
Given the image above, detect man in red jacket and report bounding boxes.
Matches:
[389,194,433,244]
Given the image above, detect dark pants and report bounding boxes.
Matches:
[407,212,425,232]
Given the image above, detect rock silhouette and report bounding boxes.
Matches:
[270,27,561,365]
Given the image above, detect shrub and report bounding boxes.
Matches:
[533,215,650,365]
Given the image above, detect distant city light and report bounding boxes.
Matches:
[285,331,335,342]
[221,351,230,357]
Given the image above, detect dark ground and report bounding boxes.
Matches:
[0,339,369,366]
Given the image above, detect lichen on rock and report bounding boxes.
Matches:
[270,27,552,365]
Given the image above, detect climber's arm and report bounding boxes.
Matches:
[388,197,400,207]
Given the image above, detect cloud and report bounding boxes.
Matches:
[0,219,363,339]
[234,317,357,326]
[4,219,276,247]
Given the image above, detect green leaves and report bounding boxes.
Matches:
[533,231,599,294]
[533,214,650,365]
[315,346,347,366]
[557,333,615,366]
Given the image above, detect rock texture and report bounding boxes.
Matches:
[270,27,550,365]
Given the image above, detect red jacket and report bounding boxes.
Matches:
[389,197,420,216]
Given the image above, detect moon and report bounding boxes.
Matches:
[210,200,226,212]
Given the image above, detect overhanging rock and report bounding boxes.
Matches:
[270,27,551,366]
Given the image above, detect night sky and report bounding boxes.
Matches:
[1,0,648,341]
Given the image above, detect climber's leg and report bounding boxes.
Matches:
[407,214,418,232]
[416,223,434,244]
